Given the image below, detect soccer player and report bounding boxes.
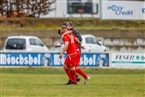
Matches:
[59,25,90,85]
[62,21,82,81]
[58,25,80,85]
[62,21,90,84]
[63,21,82,51]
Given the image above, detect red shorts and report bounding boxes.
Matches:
[75,51,80,67]
[64,52,77,67]
[64,51,81,67]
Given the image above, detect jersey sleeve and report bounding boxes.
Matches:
[63,35,70,44]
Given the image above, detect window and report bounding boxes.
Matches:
[68,2,93,14]
[30,38,36,45]
[85,37,97,44]
[84,3,92,13]
[35,39,44,46]
[6,38,26,50]
[29,38,44,46]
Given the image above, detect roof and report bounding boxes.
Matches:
[81,34,96,38]
[7,35,38,39]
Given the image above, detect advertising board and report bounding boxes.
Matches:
[102,1,145,20]
[49,53,109,67]
[111,53,145,69]
[0,52,50,66]
[0,52,109,67]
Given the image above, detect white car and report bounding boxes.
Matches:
[53,34,107,52]
[81,34,107,52]
[3,36,49,52]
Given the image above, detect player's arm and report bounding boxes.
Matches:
[72,28,82,42]
[72,34,81,45]
[74,37,81,45]
[59,41,69,58]
[62,31,73,38]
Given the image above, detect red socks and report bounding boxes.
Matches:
[76,68,87,79]
[64,68,72,81]
[71,70,77,84]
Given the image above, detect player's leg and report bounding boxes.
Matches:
[70,66,77,84]
[68,53,78,84]
[75,51,81,82]
[75,51,87,79]
[76,67,90,84]
[63,65,72,81]
[76,51,90,84]
[64,57,73,85]
[76,67,87,79]
[70,68,80,82]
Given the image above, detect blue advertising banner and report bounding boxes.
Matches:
[0,52,50,66]
[0,52,109,67]
[48,53,109,67]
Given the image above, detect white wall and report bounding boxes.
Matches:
[40,0,100,18]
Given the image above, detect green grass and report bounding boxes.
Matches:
[0,18,145,31]
[0,68,145,97]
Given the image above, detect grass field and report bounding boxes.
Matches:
[1,18,145,31]
[0,68,145,97]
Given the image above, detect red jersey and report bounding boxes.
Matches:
[63,33,78,54]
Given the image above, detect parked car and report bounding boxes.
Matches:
[3,36,49,52]
[81,34,107,52]
[54,34,107,52]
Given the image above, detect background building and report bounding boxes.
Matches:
[40,0,145,20]
[40,0,100,18]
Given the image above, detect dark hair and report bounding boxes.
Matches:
[58,29,61,35]
[63,21,72,26]
[61,25,67,29]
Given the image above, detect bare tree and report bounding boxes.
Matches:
[0,0,56,17]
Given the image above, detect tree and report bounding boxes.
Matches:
[0,0,56,18]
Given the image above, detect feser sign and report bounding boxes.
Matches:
[111,53,145,69]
